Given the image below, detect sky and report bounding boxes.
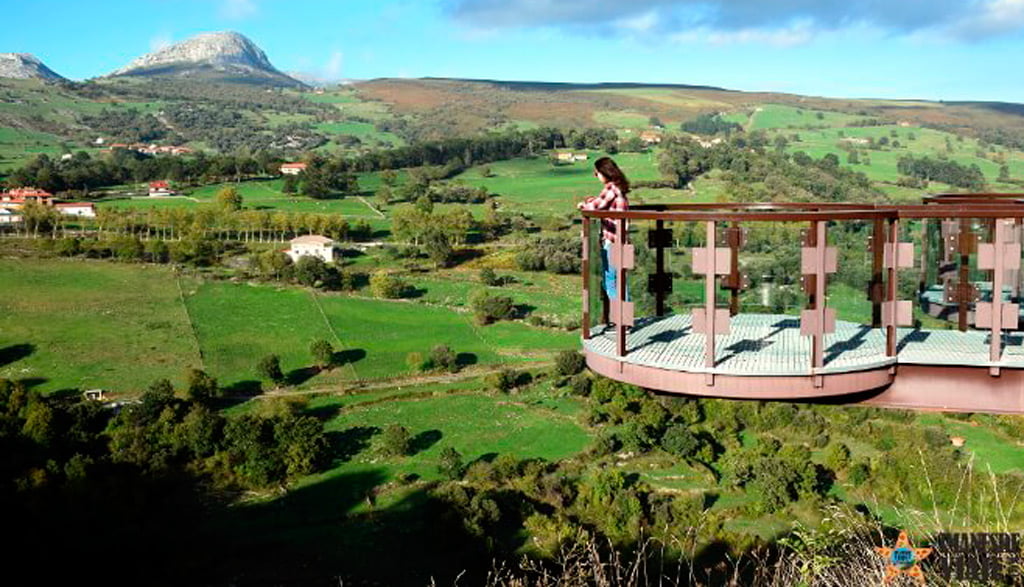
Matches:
[6,0,1024,102]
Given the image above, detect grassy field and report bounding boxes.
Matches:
[453,150,668,217]
[0,259,577,394]
[0,127,69,171]
[748,104,864,131]
[313,385,592,485]
[99,177,386,219]
[0,258,201,392]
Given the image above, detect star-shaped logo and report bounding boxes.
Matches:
[875,530,933,584]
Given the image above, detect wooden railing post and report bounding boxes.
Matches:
[704,221,717,372]
[581,217,591,340]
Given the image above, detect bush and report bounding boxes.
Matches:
[568,373,592,396]
[406,351,426,372]
[554,350,586,377]
[186,368,219,403]
[848,460,871,486]
[661,424,700,460]
[257,354,285,387]
[438,446,465,480]
[469,289,515,325]
[370,271,409,299]
[429,345,458,373]
[379,424,411,457]
[486,368,519,393]
[294,256,330,287]
[310,339,334,369]
[479,267,499,286]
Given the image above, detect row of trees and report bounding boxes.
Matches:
[17,202,372,243]
[896,155,986,189]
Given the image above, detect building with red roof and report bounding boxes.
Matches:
[279,162,308,175]
[148,181,174,197]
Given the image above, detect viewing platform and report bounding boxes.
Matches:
[580,197,1024,414]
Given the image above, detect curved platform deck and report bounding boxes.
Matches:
[583,313,1024,411]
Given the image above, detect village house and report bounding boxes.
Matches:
[285,235,336,263]
[148,180,174,197]
[555,152,588,163]
[639,130,663,144]
[55,202,96,218]
[280,162,308,175]
[0,207,21,224]
[1,187,55,207]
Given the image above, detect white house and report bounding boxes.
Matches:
[280,162,308,175]
[286,235,336,263]
[55,202,96,218]
[148,181,174,197]
[0,207,21,224]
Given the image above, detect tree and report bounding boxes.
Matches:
[216,186,243,212]
[423,230,454,268]
[310,339,334,370]
[294,255,329,287]
[186,368,219,403]
[257,354,285,388]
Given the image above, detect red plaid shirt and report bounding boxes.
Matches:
[581,182,628,243]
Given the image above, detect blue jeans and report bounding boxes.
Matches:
[601,241,630,301]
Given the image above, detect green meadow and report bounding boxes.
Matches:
[0,259,201,392]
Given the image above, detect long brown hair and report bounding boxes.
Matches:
[594,156,630,194]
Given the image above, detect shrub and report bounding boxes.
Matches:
[294,256,330,287]
[379,424,411,457]
[310,339,334,369]
[486,368,519,393]
[406,351,426,372]
[568,373,592,397]
[554,350,586,377]
[848,460,871,486]
[469,289,515,325]
[479,267,499,286]
[185,368,219,403]
[257,354,285,387]
[661,424,701,460]
[824,442,851,472]
[438,446,465,480]
[370,271,408,299]
[429,344,458,373]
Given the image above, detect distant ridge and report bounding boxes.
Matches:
[0,53,66,81]
[418,77,733,93]
[108,31,305,88]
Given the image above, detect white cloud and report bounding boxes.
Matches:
[953,0,1024,38]
[324,51,344,80]
[220,0,259,20]
[150,33,174,52]
[446,0,1024,43]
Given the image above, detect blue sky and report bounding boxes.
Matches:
[7,0,1024,102]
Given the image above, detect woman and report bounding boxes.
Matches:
[577,156,630,305]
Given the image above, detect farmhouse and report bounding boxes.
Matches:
[555,152,588,163]
[55,202,96,218]
[280,162,308,175]
[1,187,54,207]
[148,181,174,197]
[286,235,336,263]
[639,131,663,144]
[0,207,21,224]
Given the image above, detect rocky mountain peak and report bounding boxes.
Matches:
[109,31,303,87]
[0,53,66,81]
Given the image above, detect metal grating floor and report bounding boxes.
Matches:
[584,313,1024,375]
